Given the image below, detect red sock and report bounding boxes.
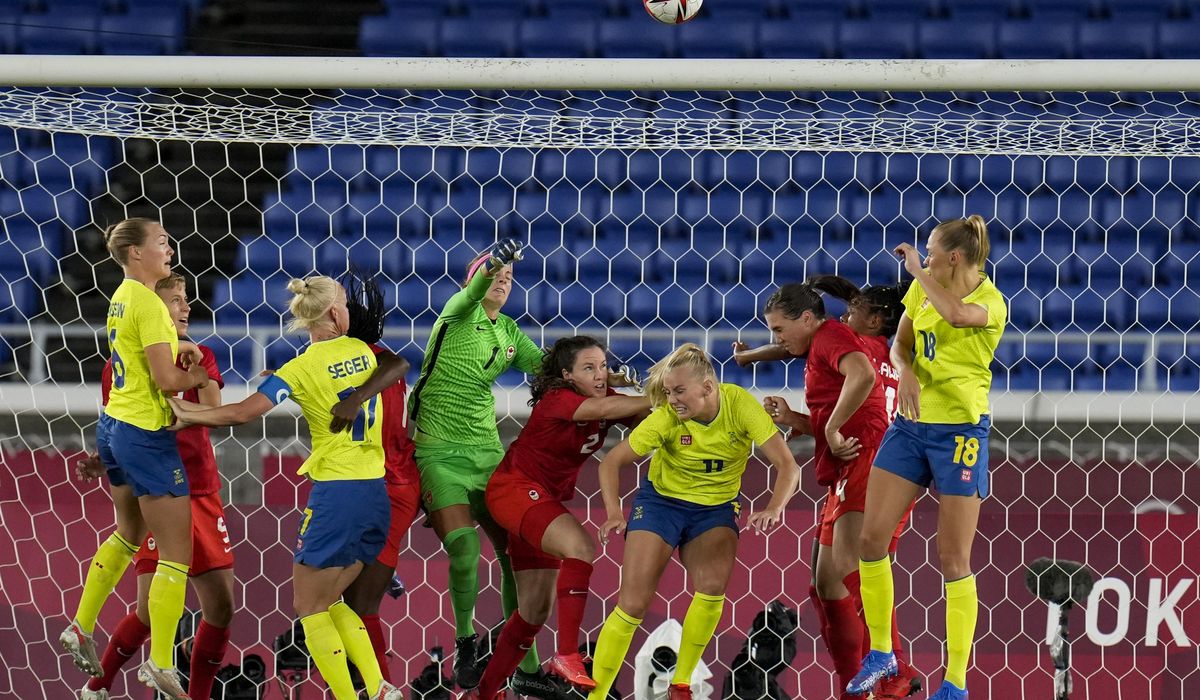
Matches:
[87,612,150,692]
[842,570,872,658]
[821,595,864,691]
[809,584,831,649]
[555,558,593,656]
[890,606,906,666]
[478,611,542,700]
[361,614,392,684]
[188,620,231,700]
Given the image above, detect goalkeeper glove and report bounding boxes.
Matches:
[488,237,524,273]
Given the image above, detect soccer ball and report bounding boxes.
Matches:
[643,0,703,24]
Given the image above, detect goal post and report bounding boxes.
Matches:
[1,57,1198,700]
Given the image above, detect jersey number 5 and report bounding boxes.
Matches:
[109,329,127,389]
[336,388,378,442]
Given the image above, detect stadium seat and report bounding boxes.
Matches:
[359,15,439,57]
[917,19,996,58]
[98,9,184,55]
[677,18,757,58]
[18,11,98,54]
[997,19,1077,58]
[1157,19,1200,58]
[1108,0,1174,19]
[1077,19,1155,59]
[838,19,917,58]
[940,0,1017,20]
[1024,0,1097,19]
[861,0,934,19]
[518,17,596,57]
[758,16,839,58]
[439,17,517,57]
[597,17,672,58]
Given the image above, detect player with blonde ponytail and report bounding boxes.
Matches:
[169,275,407,700]
[586,344,800,700]
[847,216,1007,700]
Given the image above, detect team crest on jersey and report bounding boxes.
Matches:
[528,489,540,501]
[680,435,692,446]
[728,431,738,446]
[423,489,434,505]
[505,345,516,360]
[146,537,157,551]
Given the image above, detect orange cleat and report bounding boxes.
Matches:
[547,653,597,690]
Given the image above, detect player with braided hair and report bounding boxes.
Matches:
[469,336,651,700]
[586,344,800,700]
[735,275,920,699]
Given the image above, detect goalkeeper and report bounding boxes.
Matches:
[407,239,561,699]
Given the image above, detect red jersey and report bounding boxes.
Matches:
[369,343,419,486]
[101,343,223,495]
[496,386,626,501]
[804,320,889,485]
[859,334,900,423]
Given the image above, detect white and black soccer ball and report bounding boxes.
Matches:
[643,0,703,24]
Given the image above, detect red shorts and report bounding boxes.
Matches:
[816,448,912,553]
[485,470,566,572]
[377,479,421,570]
[134,491,234,576]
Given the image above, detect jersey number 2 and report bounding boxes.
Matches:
[336,388,378,442]
[580,433,601,455]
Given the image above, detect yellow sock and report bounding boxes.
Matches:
[944,575,978,689]
[672,593,724,686]
[75,532,139,634]
[859,557,895,654]
[587,606,642,700]
[301,612,357,700]
[329,601,384,696]
[147,560,189,667]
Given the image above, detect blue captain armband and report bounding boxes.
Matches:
[258,374,293,405]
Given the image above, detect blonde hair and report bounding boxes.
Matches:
[286,276,340,332]
[645,343,717,408]
[102,217,157,266]
[155,272,187,294]
[933,214,991,270]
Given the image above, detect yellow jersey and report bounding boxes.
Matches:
[259,335,385,481]
[104,278,178,431]
[628,383,779,506]
[904,272,1007,425]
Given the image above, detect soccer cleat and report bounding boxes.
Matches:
[375,680,406,700]
[928,680,968,700]
[78,686,109,700]
[59,621,103,677]
[510,668,571,700]
[455,634,482,689]
[845,650,898,695]
[667,683,693,700]
[136,659,189,700]
[547,652,596,690]
[876,659,922,698]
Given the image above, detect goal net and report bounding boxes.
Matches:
[1,64,1198,700]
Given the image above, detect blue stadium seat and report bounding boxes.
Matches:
[759,16,839,58]
[1157,342,1200,392]
[597,17,672,58]
[18,11,98,54]
[997,19,1077,58]
[98,9,184,55]
[1108,0,1174,19]
[917,20,996,58]
[861,0,934,19]
[1077,19,1155,59]
[940,0,1016,20]
[1024,0,1097,19]
[1157,20,1200,58]
[536,0,613,19]
[518,17,596,57]
[677,18,757,58]
[359,15,439,57]
[838,18,916,58]
[439,17,516,57]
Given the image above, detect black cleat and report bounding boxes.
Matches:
[510,668,576,700]
[455,635,482,689]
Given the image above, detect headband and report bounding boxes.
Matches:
[466,254,491,282]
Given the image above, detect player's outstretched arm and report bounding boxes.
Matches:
[746,432,801,534]
[732,340,794,367]
[596,439,639,544]
[572,394,653,422]
[330,350,411,432]
[895,242,988,328]
[169,393,273,429]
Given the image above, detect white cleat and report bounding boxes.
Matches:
[137,659,189,699]
[59,620,103,677]
[78,685,109,700]
[375,680,405,700]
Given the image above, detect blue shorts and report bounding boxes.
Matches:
[295,478,389,569]
[874,415,991,498]
[626,480,741,549]
[96,414,188,498]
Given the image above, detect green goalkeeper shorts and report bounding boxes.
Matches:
[414,440,505,517]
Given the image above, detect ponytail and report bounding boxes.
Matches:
[933,214,991,270]
[806,274,862,304]
[763,281,825,320]
[286,276,340,332]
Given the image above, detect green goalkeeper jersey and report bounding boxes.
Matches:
[408,269,543,448]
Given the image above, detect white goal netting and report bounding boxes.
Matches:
[0,82,1198,700]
